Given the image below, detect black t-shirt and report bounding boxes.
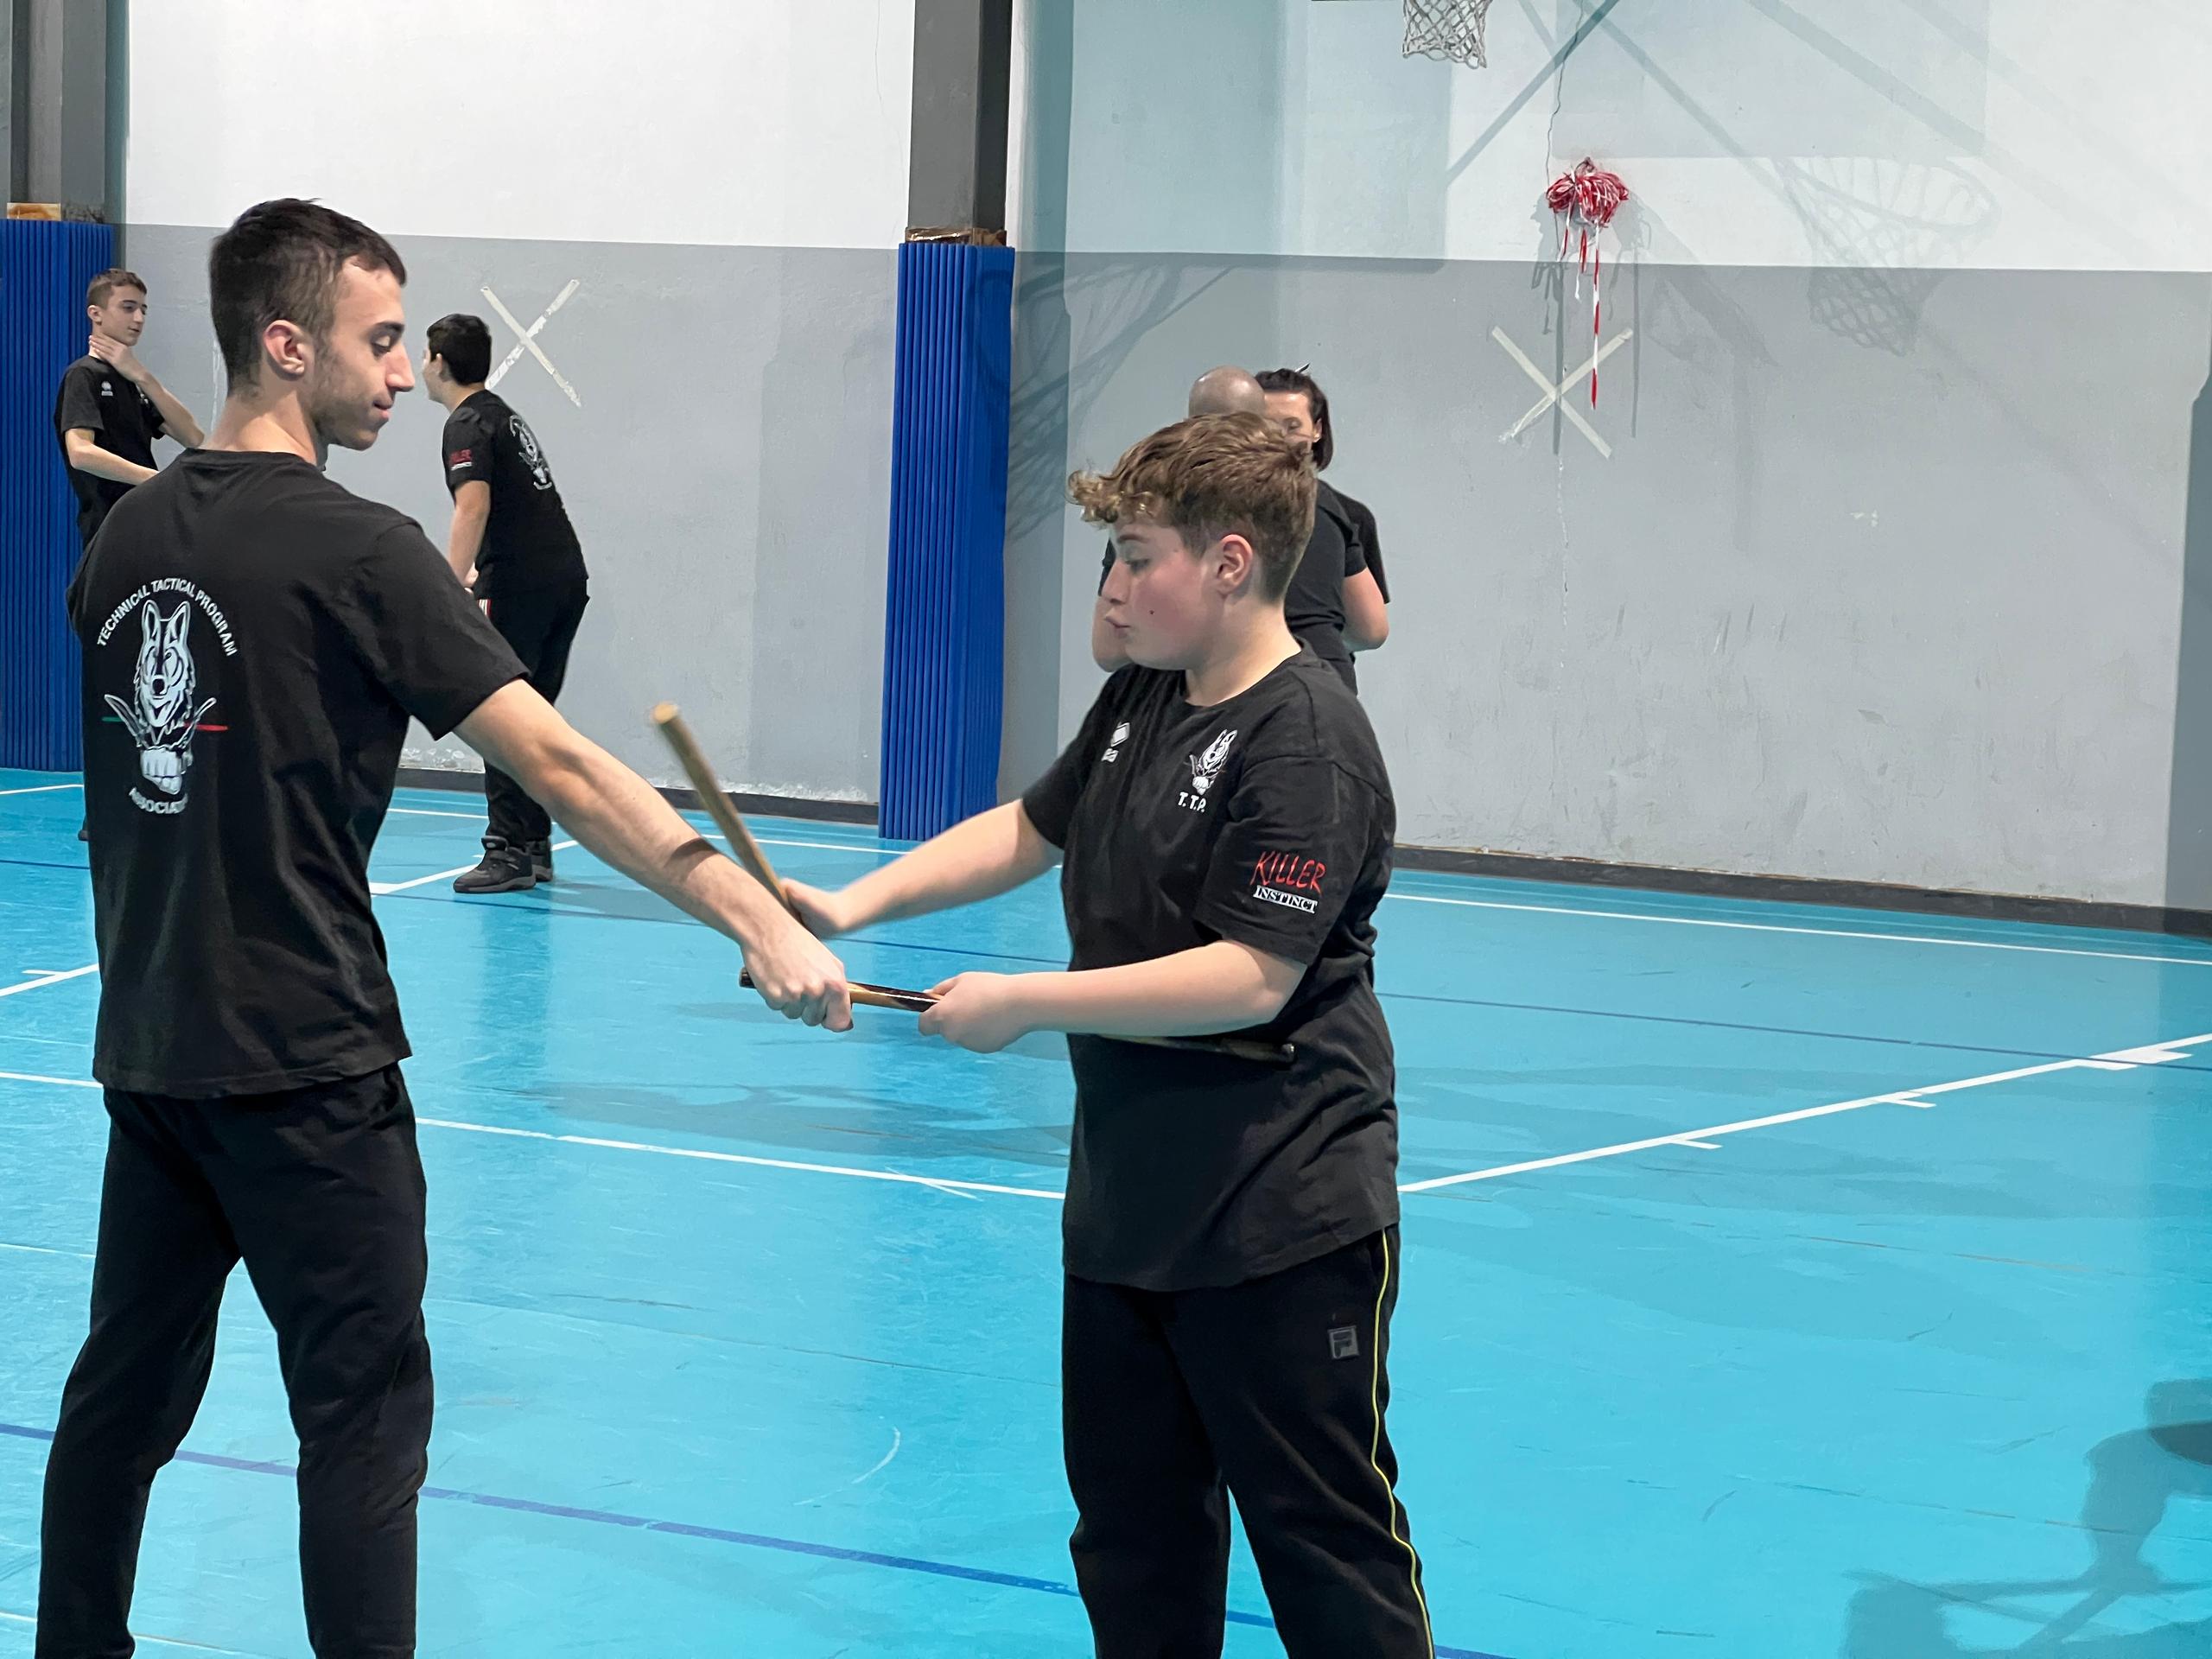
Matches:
[1096,481,1366,663]
[1020,645,1400,1290]
[1282,480,1368,663]
[54,357,166,544]
[67,450,527,1097]
[1335,489,1389,603]
[441,390,588,598]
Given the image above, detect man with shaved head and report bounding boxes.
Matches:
[1185,364,1268,417]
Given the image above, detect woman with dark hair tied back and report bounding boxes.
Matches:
[1257,367,1390,693]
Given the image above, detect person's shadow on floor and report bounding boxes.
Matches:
[1842,1381,2212,1656]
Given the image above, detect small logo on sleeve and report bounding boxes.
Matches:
[1251,851,1325,914]
[1328,1326,1360,1360]
[446,448,474,471]
[1103,721,1131,763]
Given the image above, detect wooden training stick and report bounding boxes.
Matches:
[651,702,1294,1067]
[654,702,932,1015]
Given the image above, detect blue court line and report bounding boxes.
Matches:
[378,890,2212,1077]
[0,1422,1505,1658]
[21,865,2196,1079]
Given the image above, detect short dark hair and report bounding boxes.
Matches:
[1257,365,1334,472]
[1069,412,1318,602]
[208,199,408,389]
[87,269,146,309]
[425,314,493,385]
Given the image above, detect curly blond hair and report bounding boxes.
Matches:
[1069,413,1317,601]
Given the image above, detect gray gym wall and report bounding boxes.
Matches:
[101,2,2212,916]
[118,226,895,807]
[1011,253,2212,911]
[1005,0,2212,913]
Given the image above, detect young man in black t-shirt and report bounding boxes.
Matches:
[423,313,591,893]
[41,199,854,1659]
[53,268,206,553]
[1088,365,1270,672]
[1090,470,1377,690]
[54,270,207,842]
[791,414,1430,1657]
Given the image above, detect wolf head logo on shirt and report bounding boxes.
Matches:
[104,601,217,806]
[1177,728,1238,813]
[1190,730,1237,794]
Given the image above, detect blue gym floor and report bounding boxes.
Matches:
[3,766,2209,1657]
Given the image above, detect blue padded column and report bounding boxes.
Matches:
[878,238,1014,842]
[1,217,112,770]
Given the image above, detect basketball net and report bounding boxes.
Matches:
[1402,0,1494,69]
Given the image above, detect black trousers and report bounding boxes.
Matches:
[481,584,588,846]
[38,1067,434,1659]
[1063,1227,1432,1658]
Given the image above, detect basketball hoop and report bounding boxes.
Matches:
[1402,0,1494,69]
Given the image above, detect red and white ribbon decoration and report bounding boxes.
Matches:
[1545,159,1630,407]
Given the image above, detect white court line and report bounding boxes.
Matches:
[370,842,578,896]
[32,789,2212,971]
[1382,890,2212,969]
[387,812,893,855]
[0,965,98,998]
[368,833,882,893]
[1398,1032,2212,1193]
[0,1609,256,1655]
[710,831,898,858]
[382,825,2212,964]
[7,1039,2205,1205]
[416,1116,1065,1201]
[0,1064,1055,1200]
[0,782,80,797]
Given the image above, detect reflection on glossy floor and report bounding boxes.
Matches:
[3,771,2209,1657]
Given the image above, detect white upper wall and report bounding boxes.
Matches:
[128,2,914,248]
[1024,0,2212,272]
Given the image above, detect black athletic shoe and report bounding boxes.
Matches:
[453,839,537,894]
[528,839,555,883]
